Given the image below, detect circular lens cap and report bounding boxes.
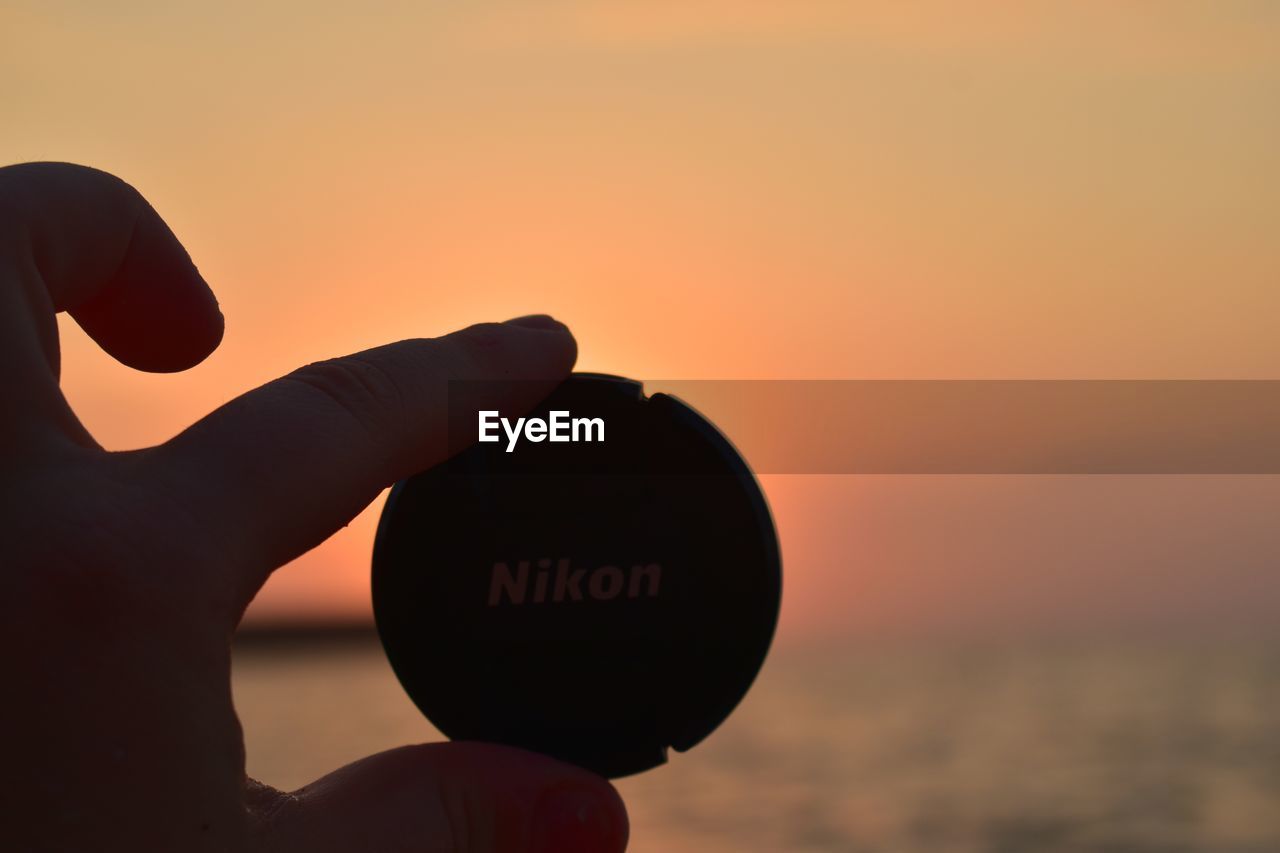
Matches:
[372,373,781,778]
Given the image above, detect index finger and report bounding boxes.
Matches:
[146,316,577,610]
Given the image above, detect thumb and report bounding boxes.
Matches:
[250,742,629,853]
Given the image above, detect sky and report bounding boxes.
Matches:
[4,1,1278,643]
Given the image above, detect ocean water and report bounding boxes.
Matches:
[232,637,1280,852]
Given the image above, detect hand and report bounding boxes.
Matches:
[0,162,629,853]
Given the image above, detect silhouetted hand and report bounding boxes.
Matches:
[0,163,628,853]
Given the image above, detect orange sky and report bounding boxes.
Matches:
[4,2,1278,641]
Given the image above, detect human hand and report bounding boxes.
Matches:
[0,162,629,853]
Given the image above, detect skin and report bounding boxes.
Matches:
[0,162,629,853]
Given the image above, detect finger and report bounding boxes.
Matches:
[149,316,576,605]
[0,162,223,444]
[249,742,628,853]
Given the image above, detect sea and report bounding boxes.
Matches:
[232,634,1280,853]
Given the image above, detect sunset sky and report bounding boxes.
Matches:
[5,2,1278,641]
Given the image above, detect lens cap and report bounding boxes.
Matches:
[372,373,781,778]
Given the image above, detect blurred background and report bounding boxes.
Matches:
[4,2,1279,850]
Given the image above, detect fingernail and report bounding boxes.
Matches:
[505,314,567,331]
[531,783,626,853]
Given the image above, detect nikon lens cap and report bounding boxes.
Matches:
[372,373,781,778]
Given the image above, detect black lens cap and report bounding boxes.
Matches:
[371,373,781,778]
